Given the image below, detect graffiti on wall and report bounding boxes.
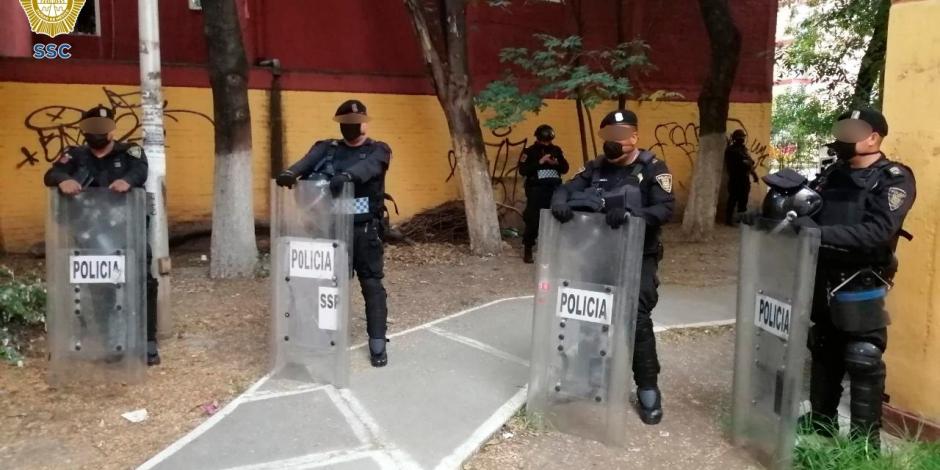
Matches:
[648,117,771,191]
[16,87,213,169]
[445,127,529,212]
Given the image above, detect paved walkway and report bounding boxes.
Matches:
[138,284,738,470]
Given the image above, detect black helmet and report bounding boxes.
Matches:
[761,187,822,221]
[731,129,746,141]
[534,124,555,141]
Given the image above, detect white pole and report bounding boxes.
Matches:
[138,0,171,338]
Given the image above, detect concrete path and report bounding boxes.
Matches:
[138,284,738,470]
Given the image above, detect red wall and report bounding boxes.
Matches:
[0,0,776,103]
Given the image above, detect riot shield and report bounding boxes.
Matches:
[731,223,820,469]
[45,188,148,386]
[270,178,353,387]
[527,210,645,446]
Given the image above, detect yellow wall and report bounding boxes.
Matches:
[0,81,771,252]
[882,0,940,424]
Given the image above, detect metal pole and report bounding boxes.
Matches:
[138,0,172,338]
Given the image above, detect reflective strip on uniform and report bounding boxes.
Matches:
[538,169,560,179]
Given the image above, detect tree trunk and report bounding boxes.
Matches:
[403,0,502,255]
[681,0,741,240]
[575,98,590,164]
[850,0,890,109]
[202,0,259,277]
[616,0,628,109]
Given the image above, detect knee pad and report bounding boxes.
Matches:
[844,341,884,376]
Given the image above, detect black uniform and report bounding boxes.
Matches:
[724,141,757,224]
[553,150,675,389]
[43,143,159,347]
[285,138,392,339]
[806,155,916,443]
[519,143,569,248]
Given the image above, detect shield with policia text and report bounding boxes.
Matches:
[527,210,645,446]
[45,188,148,386]
[731,222,820,469]
[270,177,353,387]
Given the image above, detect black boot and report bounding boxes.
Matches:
[147,340,161,366]
[369,338,388,367]
[636,386,663,425]
[523,244,534,264]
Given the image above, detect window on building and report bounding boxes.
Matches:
[72,0,99,36]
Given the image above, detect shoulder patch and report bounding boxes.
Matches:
[888,166,902,177]
[887,187,907,211]
[127,146,142,158]
[57,152,71,164]
[655,174,673,193]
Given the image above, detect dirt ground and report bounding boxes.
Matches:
[0,223,741,470]
[465,327,761,470]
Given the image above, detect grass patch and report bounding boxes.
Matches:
[795,434,940,470]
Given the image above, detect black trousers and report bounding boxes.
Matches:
[633,254,661,389]
[808,279,888,438]
[725,180,750,224]
[353,220,388,339]
[523,184,557,247]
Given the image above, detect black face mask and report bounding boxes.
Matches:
[603,141,625,160]
[733,138,745,146]
[84,133,111,150]
[340,124,362,142]
[827,140,857,160]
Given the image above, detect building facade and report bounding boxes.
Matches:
[0,0,777,253]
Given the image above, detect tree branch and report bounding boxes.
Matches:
[403,0,449,100]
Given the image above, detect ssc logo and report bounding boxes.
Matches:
[19,0,87,37]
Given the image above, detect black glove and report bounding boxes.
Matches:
[551,202,573,223]
[330,173,352,194]
[605,208,629,229]
[791,216,818,233]
[737,210,760,226]
[275,170,297,189]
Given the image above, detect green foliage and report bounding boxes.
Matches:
[771,89,839,166]
[779,0,889,107]
[795,418,940,470]
[795,435,940,470]
[0,266,46,364]
[476,34,653,129]
[475,78,543,130]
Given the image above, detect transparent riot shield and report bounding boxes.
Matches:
[45,188,148,386]
[270,178,353,387]
[731,223,820,469]
[527,210,645,446]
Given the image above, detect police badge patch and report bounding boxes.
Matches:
[655,174,673,193]
[127,146,142,159]
[887,187,907,211]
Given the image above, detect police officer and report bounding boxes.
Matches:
[43,105,161,366]
[550,109,675,424]
[798,109,916,451]
[724,129,759,225]
[519,124,569,263]
[275,100,392,367]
